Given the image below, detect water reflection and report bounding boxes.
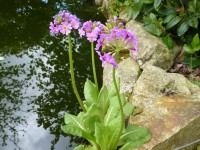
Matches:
[0,0,105,149]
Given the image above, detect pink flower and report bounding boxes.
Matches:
[79,20,104,42]
[59,22,72,35]
[100,53,117,68]
[78,29,85,38]
[49,10,80,35]
[86,32,97,42]
[71,20,80,29]
[49,22,59,34]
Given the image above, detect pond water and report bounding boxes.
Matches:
[0,0,105,150]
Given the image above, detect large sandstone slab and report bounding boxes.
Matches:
[130,95,200,150]
[130,66,200,149]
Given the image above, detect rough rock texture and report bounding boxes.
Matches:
[126,20,181,71]
[130,95,200,150]
[132,65,200,107]
[103,58,140,95]
[130,65,200,150]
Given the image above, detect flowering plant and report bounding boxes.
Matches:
[50,11,151,150]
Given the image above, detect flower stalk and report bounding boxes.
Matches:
[112,68,124,150]
[91,42,99,93]
[68,34,86,112]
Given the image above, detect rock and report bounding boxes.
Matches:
[132,65,200,107]
[130,95,200,150]
[129,65,200,149]
[126,20,181,71]
[103,57,140,95]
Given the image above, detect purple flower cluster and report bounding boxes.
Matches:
[49,12,138,69]
[95,17,139,61]
[99,53,117,68]
[49,10,80,35]
[77,20,118,68]
[95,17,138,68]
[78,21,104,42]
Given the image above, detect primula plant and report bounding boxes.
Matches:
[50,11,151,150]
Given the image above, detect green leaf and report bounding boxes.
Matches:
[95,123,109,150]
[107,77,120,98]
[84,104,102,134]
[149,13,156,21]
[188,18,199,28]
[183,44,195,54]
[84,79,98,107]
[107,116,122,150]
[74,145,96,150]
[158,7,176,15]
[62,124,83,137]
[177,21,189,36]
[95,115,121,150]
[166,16,181,29]
[154,0,161,9]
[143,0,154,4]
[64,113,85,130]
[104,95,120,125]
[128,1,143,19]
[62,112,94,141]
[183,56,200,68]
[120,125,150,143]
[145,24,163,36]
[164,14,176,24]
[188,1,196,12]
[118,125,151,149]
[191,34,200,48]
[191,81,200,87]
[162,35,174,49]
[119,133,152,150]
[97,85,109,116]
[190,57,200,68]
[123,102,135,118]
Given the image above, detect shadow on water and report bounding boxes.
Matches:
[0,0,105,149]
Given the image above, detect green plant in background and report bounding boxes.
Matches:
[103,0,199,47]
[50,11,151,150]
[183,33,200,68]
[158,0,199,37]
[183,33,200,87]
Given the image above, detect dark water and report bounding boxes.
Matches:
[0,0,105,149]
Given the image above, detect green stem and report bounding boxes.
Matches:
[91,42,99,93]
[68,34,86,112]
[112,68,124,150]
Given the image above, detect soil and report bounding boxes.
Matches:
[169,53,200,83]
